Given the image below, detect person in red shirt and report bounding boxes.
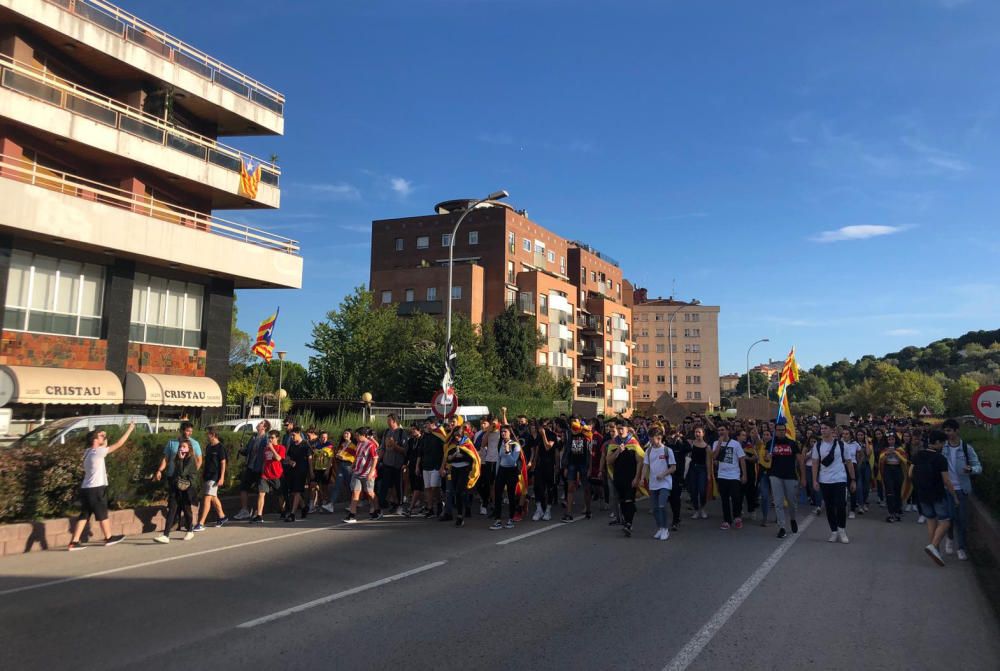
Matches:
[253,430,286,524]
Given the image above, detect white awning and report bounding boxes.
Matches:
[0,366,124,405]
[124,372,223,407]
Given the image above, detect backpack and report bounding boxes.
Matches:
[959,440,978,479]
[819,440,844,469]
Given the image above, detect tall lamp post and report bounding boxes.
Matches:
[277,350,286,415]
[443,189,509,391]
[745,339,769,399]
[665,299,700,400]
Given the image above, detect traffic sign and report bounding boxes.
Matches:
[971,385,1000,425]
[918,406,933,417]
[432,388,458,419]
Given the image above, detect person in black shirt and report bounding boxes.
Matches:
[911,429,960,566]
[531,422,557,521]
[608,423,642,537]
[666,429,689,531]
[403,425,425,516]
[767,422,804,539]
[417,421,445,518]
[194,428,228,531]
[283,427,313,522]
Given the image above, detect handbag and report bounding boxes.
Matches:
[176,476,192,491]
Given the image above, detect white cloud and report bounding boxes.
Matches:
[885,328,920,336]
[338,223,371,234]
[390,177,413,197]
[295,182,361,201]
[478,132,514,145]
[812,224,910,243]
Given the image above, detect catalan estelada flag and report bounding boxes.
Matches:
[774,347,800,441]
[240,157,263,199]
[251,308,278,362]
[444,433,481,489]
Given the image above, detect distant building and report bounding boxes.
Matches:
[720,374,741,393]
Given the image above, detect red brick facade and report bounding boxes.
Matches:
[0,330,107,369]
[127,343,206,376]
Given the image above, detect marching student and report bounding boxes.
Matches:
[641,428,676,540]
[67,423,136,551]
[713,425,746,530]
[911,429,960,566]
[811,422,856,544]
[193,428,228,531]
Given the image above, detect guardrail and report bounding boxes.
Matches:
[44,0,284,115]
[0,54,279,187]
[0,153,299,254]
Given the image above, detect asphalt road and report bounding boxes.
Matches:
[0,497,997,671]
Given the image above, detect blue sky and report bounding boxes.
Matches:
[133,0,1000,375]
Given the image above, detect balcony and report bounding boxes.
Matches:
[506,292,536,316]
[578,345,603,360]
[580,315,603,333]
[578,373,604,385]
[8,0,285,132]
[397,301,443,316]
[0,55,279,208]
[0,153,301,288]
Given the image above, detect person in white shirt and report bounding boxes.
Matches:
[712,425,746,530]
[641,428,676,541]
[840,429,861,520]
[67,423,136,551]
[811,422,856,544]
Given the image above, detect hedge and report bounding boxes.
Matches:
[968,428,1000,521]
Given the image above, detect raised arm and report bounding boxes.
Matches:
[108,423,136,454]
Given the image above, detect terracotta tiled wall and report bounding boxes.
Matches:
[127,343,206,376]
[0,330,107,369]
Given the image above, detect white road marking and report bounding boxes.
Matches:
[496,518,576,545]
[236,561,447,628]
[661,514,816,671]
[0,523,350,597]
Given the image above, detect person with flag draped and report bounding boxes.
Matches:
[490,426,522,530]
[606,422,646,538]
[878,431,911,523]
[440,421,480,527]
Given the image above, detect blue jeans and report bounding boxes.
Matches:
[855,462,871,508]
[651,488,670,529]
[331,462,353,505]
[945,491,970,551]
[758,474,772,522]
[687,464,708,510]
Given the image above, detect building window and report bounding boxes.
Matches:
[655,360,665,368]
[538,352,547,365]
[417,236,429,249]
[540,294,548,315]
[381,290,392,304]
[655,344,665,353]
[691,344,701,353]
[547,251,555,263]
[394,238,404,251]
[508,232,516,251]
[591,271,596,282]
[560,256,565,274]
[441,233,451,247]
[539,323,547,337]
[4,250,104,338]
[641,360,649,368]
[642,375,650,383]
[655,329,664,338]
[523,238,531,252]
[693,360,702,368]
[691,313,700,322]
[694,391,702,400]
[468,231,479,245]
[405,289,414,302]
[692,375,701,384]
[130,273,203,348]
[671,344,677,353]
[686,391,694,400]
[451,286,462,299]
[427,287,437,301]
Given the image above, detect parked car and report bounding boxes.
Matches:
[206,418,285,434]
[11,415,152,449]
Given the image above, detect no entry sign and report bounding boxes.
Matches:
[971,385,1000,425]
[432,388,458,419]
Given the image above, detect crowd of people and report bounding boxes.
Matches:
[66,411,984,566]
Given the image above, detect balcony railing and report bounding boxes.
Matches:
[44,0,284,115]
[0,154,298,254]
[0,55,280,188]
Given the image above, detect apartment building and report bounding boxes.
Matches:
[631,289,720,407]
[0,0,301,422]
[369,200,633,413]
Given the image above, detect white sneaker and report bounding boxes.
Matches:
[837,529,849,544]
[321,503,335,513]
[609,511,617,519]
[700,510,708,519]
[944,539,954,555]
[542,509,552,521]
[828,532,839,543]
[957,549,968,561]
[691,511,700,520]
[154,534,170,544]
[815,507,822,516]
[660,528,670,541]
[532,504,543,522]
[480,506,488,516]
[848,512,856,520]
[183,532,194,541]
[917,515,927,524]
[232,509,251,521]
[925,544,945,566]
[653,529,663,539]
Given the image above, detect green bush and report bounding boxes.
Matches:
[0,430,244,523]
[967,427,1000,520]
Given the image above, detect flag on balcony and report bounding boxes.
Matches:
[240,157,263,199]
[251,308,279,362]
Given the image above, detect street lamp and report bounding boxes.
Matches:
[745,339,769,399]
[665,299,700,399]
[443,189,509,391]
[277,350,286,415]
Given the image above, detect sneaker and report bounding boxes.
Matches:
[455,516,464,527]
[321,503,335,513]
[542,509,552,521]
[183,531,194,541]
[250,515,264,524]
[691,511,700,520]
[284,514,295,523]
[925,544,945,566]
[790,519,798,533]
[734,518,743,530]
[584,510,592,520]
[374,510,384,520]
[480,506,489,516]
[815,507,822,516]
[944,539,954,555]
[67,541,86,551]
[653,529,663,539]
[886,516,895,523]
[215,517,228,528]
[623,523,632,537]
[957,549,968,561]
[490,520,503,530]
[777,528,787,539]
[848,512,856,520]
[837,529,849,544]
[344,513,356,524]
[828,532,838,543]
[192,524,206,532]
[561,514,573,523]
[423,509,435,519]
[532,505,543,522]
[505,519,515,529]
[154,534,170,544]
[700,510,708,519]
[513,513,523,523]
[609,511,617,519]
[720,522,730,530]
[670,523,679,531]
[308,505,319,514]
[232,509,251,521]
[394,507,404,516]
[659,529,670,541]
[917,515,927,524]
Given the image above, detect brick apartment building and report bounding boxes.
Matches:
[369,200,634,414]
[0,0,301,424]
[630,289,721,408]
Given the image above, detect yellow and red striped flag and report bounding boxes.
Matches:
[250,309,278,362]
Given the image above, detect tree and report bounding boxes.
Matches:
[735,371,770,397]
[945,376,980,417]
[491,306,542,383]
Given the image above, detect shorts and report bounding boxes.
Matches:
[351,475,375,494]
[259,478,282,495]
[567,463,588,483]
[202,480,219,497]
[79,486,109,522]
[408,467,424,492]
[313,469,330,486]
[423,469,442,488]
[286,470,308,494]
[239,469,261,493]
[917,498,949,521]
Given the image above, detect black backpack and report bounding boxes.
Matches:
[819,440,845,468]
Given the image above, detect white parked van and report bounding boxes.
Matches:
[425,406,491,425]
[12,415,152,448]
